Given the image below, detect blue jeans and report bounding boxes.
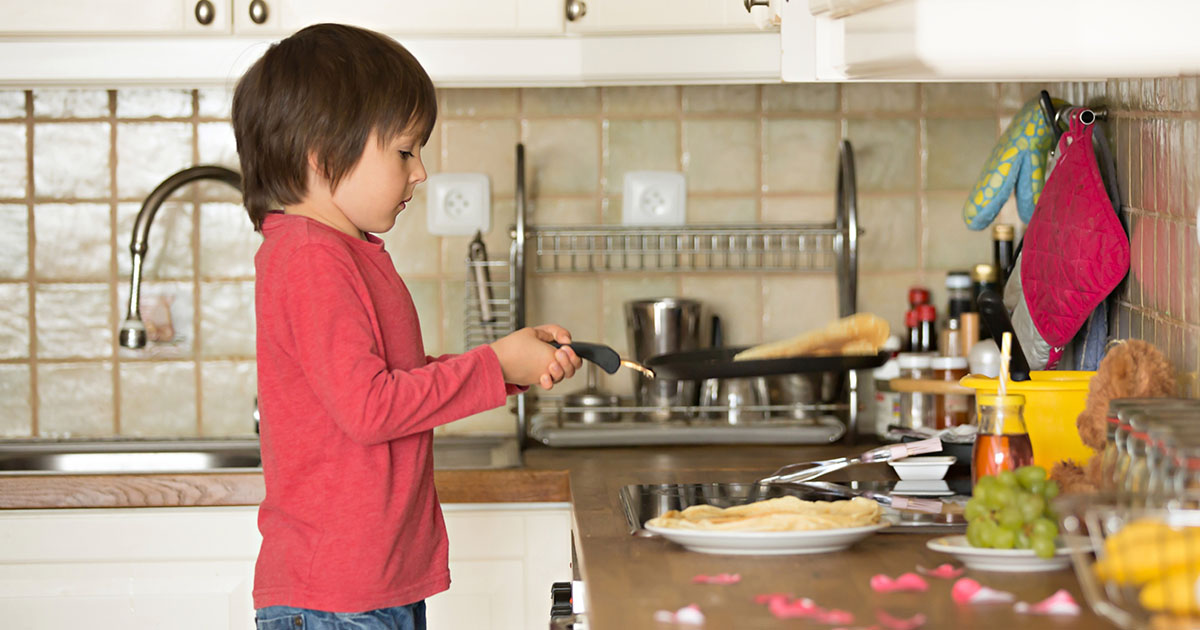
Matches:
[255,603,426,630]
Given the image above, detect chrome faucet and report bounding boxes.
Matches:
[119,165,242,349]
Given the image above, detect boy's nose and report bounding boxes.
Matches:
[411,159,428,184]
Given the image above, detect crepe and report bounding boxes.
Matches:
[646,496,883,532]
[733,313,890,361]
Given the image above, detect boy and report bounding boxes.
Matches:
[232,23,581,630]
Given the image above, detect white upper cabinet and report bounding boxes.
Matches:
[232,0,563,36]
[564,0,760,33]
[1,0,232,35]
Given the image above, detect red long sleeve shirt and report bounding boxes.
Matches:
[252,212,511,612]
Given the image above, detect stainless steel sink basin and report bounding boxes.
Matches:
[0,435,521,474]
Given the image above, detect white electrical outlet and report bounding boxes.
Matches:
[622,171,686,226]
[426,173,491,236]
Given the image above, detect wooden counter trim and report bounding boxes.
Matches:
[0,469,570,509]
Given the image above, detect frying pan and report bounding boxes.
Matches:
[553,341,887,381]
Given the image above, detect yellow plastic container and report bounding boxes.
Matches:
[959,371,1096,470]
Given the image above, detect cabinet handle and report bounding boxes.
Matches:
[248,0,269,24]
[743,0,769,12]
[194,0,215,26]
[565,0,587,21]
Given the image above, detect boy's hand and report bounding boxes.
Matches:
[490,325,583,390]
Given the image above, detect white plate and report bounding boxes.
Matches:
[926,535,1092,572]
[644,520,892,555]
[892,480,954,496]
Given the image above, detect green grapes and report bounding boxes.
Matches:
[966,465,1061,558]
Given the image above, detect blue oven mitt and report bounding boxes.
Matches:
[962,97,1067,229]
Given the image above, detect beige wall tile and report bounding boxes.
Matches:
[116,122,192,198]
[763,119,839,194]
[858,195,918,272]
[117,201,193,281]
[0,90,25,118]
[762,196,835,223]
[200,202,259,279]
[922,83,997,112]
[0,364,32,437]
[198,281,255,358]
[117,89,192,119]
[34,203,112,281]
[0,283,29,359]
[119,361,197,437]
[0,123,27,198]
[762,274,839,343]
[197,122,238,169]
[688,197,758,224]
[528,275,601,346]
[442,119,518,197]
[682,85,758,113]
[924,192,995,270]
[858,271,938,337]
[524,119,600,195]
[605,120,679,194]
[762,84,838,113]
[381,187,440,275]
[847,118,917,192]
[531,197,598,225]
[999,83,1053,112]
[522,87,600,116]
[683,119,758,194]
[844,84,917,113]
[439,198,512,272]
[33,122,109,199]
[33,89,108,118]
[37,362,114,438]
[35,283,111,359]
[406,278,442,355]
[680,275,760,346]
[440,280,467,355]
[200,360,257,437]
[0,204,28,279]
[439,406,514,436]
[441,88,519,118]
[925,118,998,190]
[603,86,679,116]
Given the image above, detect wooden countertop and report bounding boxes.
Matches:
[0,443,1115,629]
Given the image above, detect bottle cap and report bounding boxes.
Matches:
[971,263,999,282]
[908,286,931,306]
[977,393,1026,407]
[930,356,968,370]
[992,224,1015,241]
[905,309,919,327]
[917,304,937,322]
[897,353,933,369]
[945,272,972,289]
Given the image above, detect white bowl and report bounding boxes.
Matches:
[888,455,956,480]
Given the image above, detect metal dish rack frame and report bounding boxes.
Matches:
[465,142,864,446]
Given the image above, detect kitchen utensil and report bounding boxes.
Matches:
[755,437,943,486]
[976,290,1031,381]
[467,230,495,340]
[561,363,620,424]
[625,298,705,418]
[699,315,771,424]
[797,480,943,514]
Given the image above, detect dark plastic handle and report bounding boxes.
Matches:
[550,341,621,375]
[976,290,1031,382]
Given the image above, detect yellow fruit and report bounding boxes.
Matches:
[1141,566,1200,615]
[1095,522,1200,585]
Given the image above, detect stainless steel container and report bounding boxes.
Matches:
[624,298,704,420]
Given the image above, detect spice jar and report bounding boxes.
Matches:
[945,271,973,320]
[897,353,934,431]
[931,356,970,429]
[972,393,1033,485]
[916,304,938,353]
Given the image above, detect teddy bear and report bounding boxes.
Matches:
[1051,339,1178,493]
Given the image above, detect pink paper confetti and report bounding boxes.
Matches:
[950,578,1015,605]
[692,573,741,585]
[1013,589,1081,616]
[916,564,964,579]
[869,573,929,593]
[653,603,705,625]
[876,609,927,630]
[755,593,855,624]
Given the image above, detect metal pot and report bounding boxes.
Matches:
[766,371,845,420]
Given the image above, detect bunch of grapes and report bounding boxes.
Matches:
[964,465,1061,558]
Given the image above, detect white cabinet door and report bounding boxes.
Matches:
[565,0,759,33]
[0,503,571,630]
[0,0,232,35]
[232,0,562,36]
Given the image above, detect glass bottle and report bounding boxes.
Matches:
[972,393,1033,485]
[931,356,970,429]
[992,224,1015,285]
[897,353,934,431]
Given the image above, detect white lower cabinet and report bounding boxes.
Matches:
[0,503,571,630]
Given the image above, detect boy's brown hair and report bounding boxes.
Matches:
[232,23,437,231]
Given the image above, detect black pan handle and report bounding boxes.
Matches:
[976,290,1031,382]
[550,341,621,375]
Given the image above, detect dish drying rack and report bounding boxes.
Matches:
[465,142,865,448]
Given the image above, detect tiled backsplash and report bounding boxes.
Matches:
[0,81,1193,439]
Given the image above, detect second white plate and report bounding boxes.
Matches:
[926,534,1091,572]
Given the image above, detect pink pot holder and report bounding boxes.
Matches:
[1020,115,1130,367]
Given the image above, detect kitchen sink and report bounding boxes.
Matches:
[0,435,520,474]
